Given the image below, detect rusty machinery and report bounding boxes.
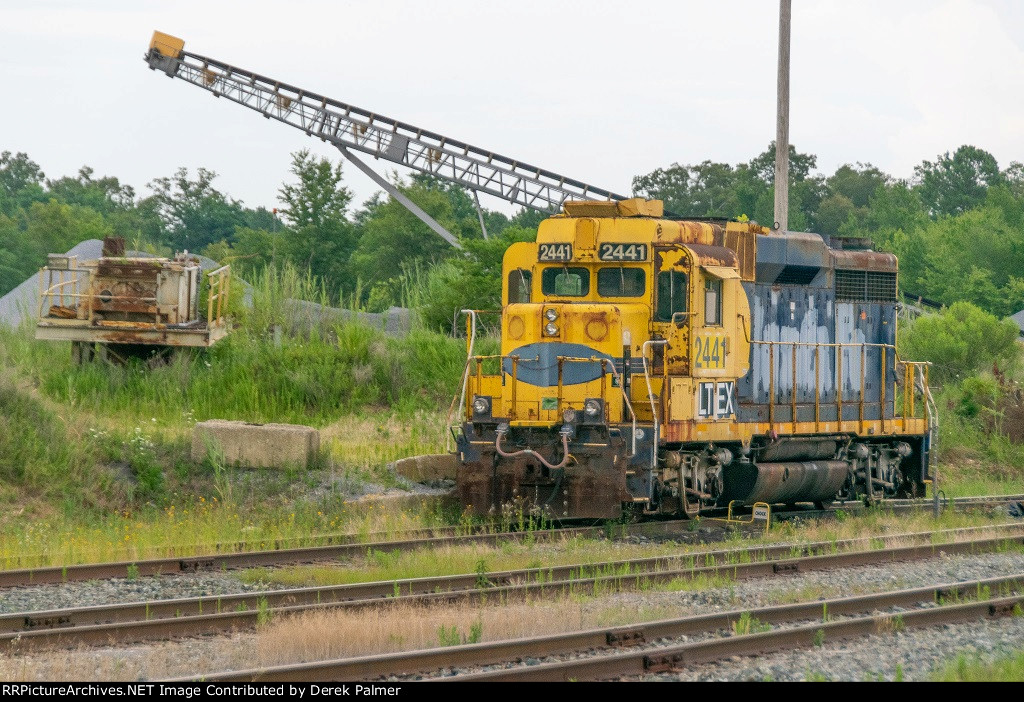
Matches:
[144,33,936,517]
[36,238,231,364]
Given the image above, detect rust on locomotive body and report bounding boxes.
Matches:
[454,199,933,520]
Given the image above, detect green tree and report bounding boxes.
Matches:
[912,205,1024,316]
[415,225,536,330]
[148,167,249,251]
[915,145,1002,217]
[748,141,818,184]
[815,193,856,236]
[827,163,890,208]
[899,302,1020,382]
[276,150,357,289]
[46,166,135,215]
[1004,162,1024,198]
[350,179,463,293]
[0,200,113,294]
[0,151,46,216]
[632,160,739,216]
[277,150,351,230]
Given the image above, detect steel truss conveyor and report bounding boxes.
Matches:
[145,31,625,247]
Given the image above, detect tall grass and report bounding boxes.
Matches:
[0,267,472,428]
[931,650,1024,682]
[0,263,483,547]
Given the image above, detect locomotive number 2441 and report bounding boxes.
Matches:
[694,335,728,370]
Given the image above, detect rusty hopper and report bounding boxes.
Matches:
[35,240,231,363]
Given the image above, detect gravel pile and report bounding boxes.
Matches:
[0,572,286,615]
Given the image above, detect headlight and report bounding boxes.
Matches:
[545,308,559,322]
[562,408,577,423]
[472,397,490,415]
[544,322,559,336]
[584,399,602,418]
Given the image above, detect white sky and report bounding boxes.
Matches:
[2,0,1023,214]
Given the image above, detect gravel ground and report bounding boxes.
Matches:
[642,617,1024,682]
[0,572,287,615]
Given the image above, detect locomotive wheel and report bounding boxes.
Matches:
[680,490,702,519]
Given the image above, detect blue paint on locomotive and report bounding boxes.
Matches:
[736,232,899,424]
[502,342,615,386]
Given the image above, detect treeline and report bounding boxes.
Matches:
[634,143,1024,317]
[0,149,538,330]
[2,143,1024,326]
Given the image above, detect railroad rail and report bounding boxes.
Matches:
[4,524,1022,650]
[3,493,1020,587]
[183,572,1024,681]
[450,580,1024,681]
[0,523,485,572]
[0,522,640,588]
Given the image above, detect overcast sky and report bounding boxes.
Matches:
[2,0,1023,215]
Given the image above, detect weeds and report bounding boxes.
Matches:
[474,559,492,590]
[731,612,771,636]
[437,619,483,647]
[932,650,1024,682]
[256,598,273,626]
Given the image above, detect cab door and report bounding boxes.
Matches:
[652,246,692,375]
[690,265,751,422]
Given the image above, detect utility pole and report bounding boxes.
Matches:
[774,0,792,232]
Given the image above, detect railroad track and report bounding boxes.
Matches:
[0,523,477,572]
[767,492,1024,523]
[186,572,1024,681]
[4,523,1022,650]
[2,493,1019,589]
[0,521,669,588]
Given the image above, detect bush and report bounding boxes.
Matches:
[899,301,1020,383]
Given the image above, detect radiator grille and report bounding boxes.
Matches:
[835,269,897,303]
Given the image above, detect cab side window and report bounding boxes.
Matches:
[656,271,687,322]
[508,269,532,304]
[704,277,722,325]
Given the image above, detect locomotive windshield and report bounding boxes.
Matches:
[596,267,645,297]
[541,267,589,297]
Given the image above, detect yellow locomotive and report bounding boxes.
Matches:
[455,199,933,519]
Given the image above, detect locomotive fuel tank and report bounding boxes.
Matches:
[719,460,851,505]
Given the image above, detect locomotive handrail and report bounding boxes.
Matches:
[751,339,931,434]
[642,340,669,475]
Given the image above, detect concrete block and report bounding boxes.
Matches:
[192,420,320,469]
[392,453,458,482]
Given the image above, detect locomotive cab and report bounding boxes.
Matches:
[455,199,933,520]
